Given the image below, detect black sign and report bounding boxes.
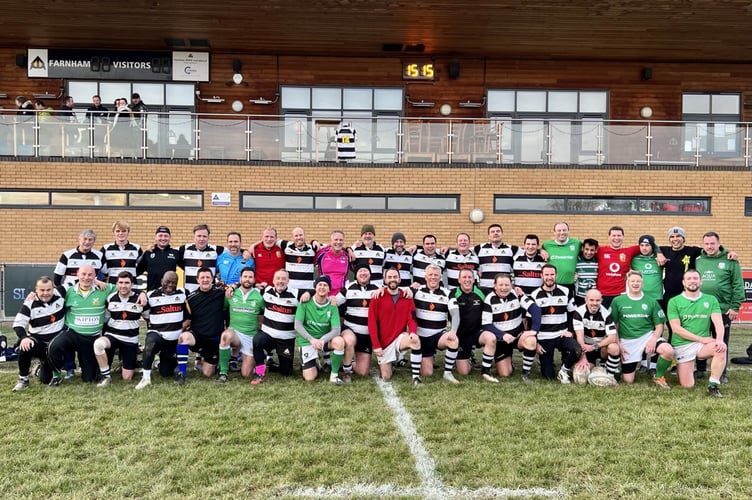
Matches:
[28,49,173,80]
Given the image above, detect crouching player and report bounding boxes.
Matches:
[368,267,423,384]
[610,270,674,388]
[216,267,265,383]
[135,271,187,389]
[94,272,145,386]
[667,270,727,398]
[573,288,620,377]
[482,273,541,382]
[11,276,66,390]
[295,276,346,385]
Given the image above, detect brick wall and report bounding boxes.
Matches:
[0,161,749,264]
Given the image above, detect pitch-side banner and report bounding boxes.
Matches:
[737,269,752,322]
[27,49,209,82]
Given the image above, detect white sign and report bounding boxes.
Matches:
[27,49,49,78]
[211,192,231,207]
[172,52,210,82]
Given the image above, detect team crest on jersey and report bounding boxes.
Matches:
[619,254,626,262]
[276,251,282,258]
[556,297,565,304]
[703,302,710,308]
[569,245,575,251]
[644,263,653,270]
[130,305,138,310]
[718,262,726,269]
[92,298,101,305]
[285,299,293,305]
[641,304,648,310]
[129,251,136,257]
[174,296,181,302]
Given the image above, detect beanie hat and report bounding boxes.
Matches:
[391,232,406,245]
[667,226,686,239]
[314,275,331,288]
[638,234,655,247]
[353,262,371,274]
[361,224,376,235]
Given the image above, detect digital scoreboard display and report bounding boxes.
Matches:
[402,61,435,81]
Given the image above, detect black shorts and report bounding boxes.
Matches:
[190,335,220,365]
[494,335,520,362]
[104,335,140,370]
[419,331,446,357]
[253,331,296,376]
[354,333,372,354]
[457,330,482,360]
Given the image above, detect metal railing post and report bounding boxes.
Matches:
[245,116,251,162]
[694,123,701,167]
[597,123,603,165]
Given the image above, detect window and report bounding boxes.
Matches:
[682,92,741,157]
[494,195,710,214]
[0,189,202,209]
[241,192,459,212]
[486,89,608,164]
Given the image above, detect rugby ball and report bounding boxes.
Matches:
[587,366,618,387]
[572,364,590,385]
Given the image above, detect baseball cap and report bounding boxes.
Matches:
[155,226,171,234]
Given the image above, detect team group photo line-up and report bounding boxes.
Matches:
[8,219,745,399]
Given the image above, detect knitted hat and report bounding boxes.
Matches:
[391,232,406,244]
[638,234,655,246]
[667,226,686,239]
[361,224,376,235]
[314,275,331,288]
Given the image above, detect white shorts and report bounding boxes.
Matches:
[299,345,321,368]
[377,333,408,365]
[620,331,655,364]
[674,342,703,364]
[229,328,255,356]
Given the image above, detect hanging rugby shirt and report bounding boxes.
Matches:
[335,123,356,160]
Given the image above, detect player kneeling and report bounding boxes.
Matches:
[295,276,347,385]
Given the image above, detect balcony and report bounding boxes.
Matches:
[1,110,750,167]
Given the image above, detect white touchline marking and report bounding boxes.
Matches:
[282,374,565,498]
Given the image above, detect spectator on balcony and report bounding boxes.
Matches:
[86,94,109,123]
[14,96,34,116]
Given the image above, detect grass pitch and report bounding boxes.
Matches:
[1,328,751,499]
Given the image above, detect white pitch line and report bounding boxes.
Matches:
[283,374,564,499]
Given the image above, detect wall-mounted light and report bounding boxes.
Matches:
[195,90,224,103]
[469,208,485,224]
[406,95,435,108]
[249,93,280,105]
[231,100,244,112]
[640,106,653,119]
[33,87,64,100]
[439,104,452,116]
[458,97,486,108]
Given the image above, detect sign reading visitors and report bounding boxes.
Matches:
[27,48,210,82]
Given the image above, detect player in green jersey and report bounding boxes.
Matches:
[295,275,345,385]
[667,270,727,398]
[610,270,673,388]
[217,267,265,382]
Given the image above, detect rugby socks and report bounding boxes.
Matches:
[218,346,232,375]
[521,349,535,375]
[331,349,344,376]
[410,349,422,379]
[255,363,266,378]
[481,352,494,374]
[444,347,458,374]
[177,344,189,376]
[99,365,111,379]
[323,350,331,368]
[655,356,671,379]
[141,369,152,382]
[343,363,353,375]
[606,354,620,376]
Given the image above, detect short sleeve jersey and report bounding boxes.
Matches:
[295,299,341,346]
[667,292,721,347]
[610,293,665,340]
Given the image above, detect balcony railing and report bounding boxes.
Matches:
[1,110,750,167]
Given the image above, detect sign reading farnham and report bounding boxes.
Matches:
[27,49,210,82]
